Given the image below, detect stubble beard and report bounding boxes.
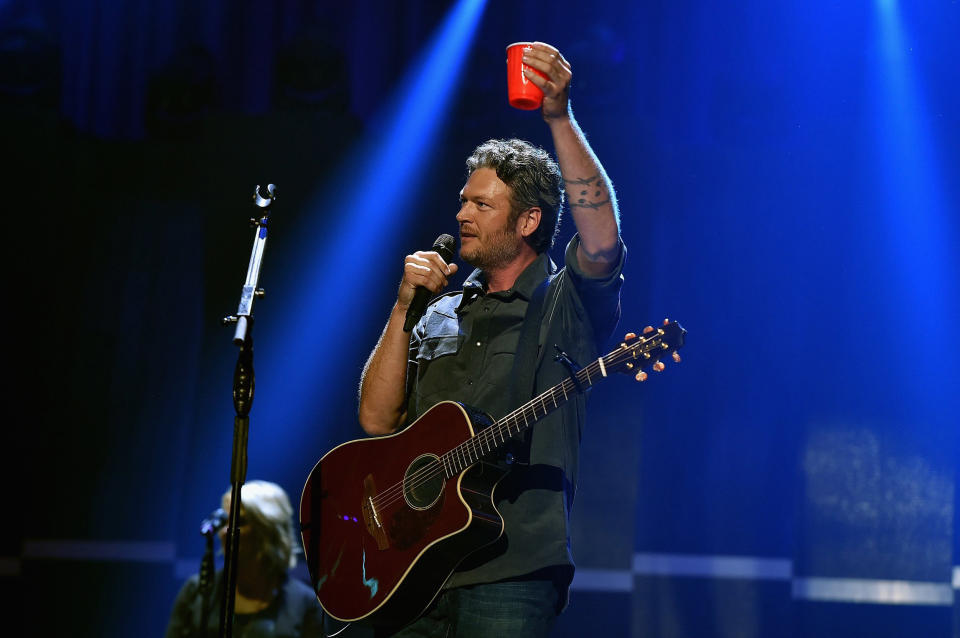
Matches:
[460,222,525,272]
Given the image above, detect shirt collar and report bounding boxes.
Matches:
[457,252,556,313]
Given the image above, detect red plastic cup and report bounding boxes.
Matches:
[506,42,547,110]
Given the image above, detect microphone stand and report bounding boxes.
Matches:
[199,526,217,637]
[219,184,276,638]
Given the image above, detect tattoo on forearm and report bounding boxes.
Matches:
[564,175,599,186]
[564,173,610,210]
[570,197,611,210]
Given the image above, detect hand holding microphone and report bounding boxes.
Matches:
[402,234,458,332]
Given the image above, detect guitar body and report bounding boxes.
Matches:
[300,321,686,629]
[300,401,507,627]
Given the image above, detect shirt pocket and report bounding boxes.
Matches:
[413,312,464,410]
[416,311,462,362]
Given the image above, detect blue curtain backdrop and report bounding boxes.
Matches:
[5,1,959,636]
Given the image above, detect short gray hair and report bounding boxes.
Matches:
[466,139,564,253]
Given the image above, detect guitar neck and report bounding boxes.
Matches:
[439,357,606,477]
[437,322,683,478]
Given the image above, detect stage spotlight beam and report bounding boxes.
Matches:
[244,0,488,466]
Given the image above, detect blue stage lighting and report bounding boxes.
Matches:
[876,0,898,17]
[243,0,488,471]
[870,0,955,320]
[866,0,958,417]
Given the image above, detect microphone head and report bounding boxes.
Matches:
[432,234,455,263]
[200,507,229,536]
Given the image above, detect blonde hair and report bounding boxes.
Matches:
[221,480,297,583]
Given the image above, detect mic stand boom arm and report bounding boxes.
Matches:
[219,184,276,638]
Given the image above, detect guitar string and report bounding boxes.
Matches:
[368,335,667,512]
[365,359,596,510]
[367,339,659,512]
[369,377,580,512]
[369,349,620,512]
[368,340,653,512]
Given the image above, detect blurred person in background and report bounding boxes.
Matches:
[165,480,324,638]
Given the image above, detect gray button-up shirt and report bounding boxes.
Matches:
[406,233,625,587]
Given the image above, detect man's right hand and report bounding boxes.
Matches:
[397,251,458,309]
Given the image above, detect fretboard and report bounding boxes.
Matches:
[438,356,608,478]
[434,321,682,478]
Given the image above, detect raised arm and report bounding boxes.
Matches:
[521,42,621,276]
[358,251,457,435]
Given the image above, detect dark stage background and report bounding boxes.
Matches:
[5,1,960,636]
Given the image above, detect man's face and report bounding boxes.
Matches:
[456,167,525,271]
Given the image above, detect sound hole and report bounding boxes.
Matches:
[403,454,444,510]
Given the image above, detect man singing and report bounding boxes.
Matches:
[358,42,625,636]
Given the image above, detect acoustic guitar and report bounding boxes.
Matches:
[300,320,685,627]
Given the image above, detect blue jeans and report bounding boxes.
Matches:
[378,578,562,638]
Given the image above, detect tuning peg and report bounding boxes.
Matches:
[642,325,654,334]
[635,370,648,382]
[653,361,666,372]
[672,352,682,363]
[663,318,670,326]
[622,332,637,346]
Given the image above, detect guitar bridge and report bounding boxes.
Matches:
[362,474,390,550]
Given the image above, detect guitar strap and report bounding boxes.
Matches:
[506,270,559,465]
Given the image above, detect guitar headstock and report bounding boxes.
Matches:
[607,318,686,382]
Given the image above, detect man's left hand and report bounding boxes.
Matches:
[521,42,572,121]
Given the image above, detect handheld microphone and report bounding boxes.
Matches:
[199,507,228,536]
[403,234,455,332]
